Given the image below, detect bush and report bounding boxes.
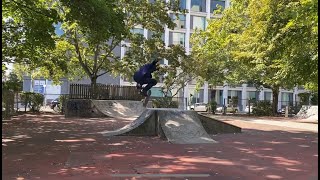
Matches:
[230,96,238,107]
[311,93,318,105]
[152,97,178,108]
[298,93,310,105]
[29,93,44,112]
[21,92,44,112]
[58,95,68,114]
[209,100,217,114]
[252,100,273,116]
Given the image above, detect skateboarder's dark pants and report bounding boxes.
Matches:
[138,78,157,93]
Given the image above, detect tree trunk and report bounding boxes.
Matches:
[91,76,98,99]
[271,87,279,115]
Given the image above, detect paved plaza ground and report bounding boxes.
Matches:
[2,112,318,180]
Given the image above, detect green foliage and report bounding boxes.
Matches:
[191,0,318,114]
[4,0,192,94]
[209,100,217,114]
[20,92,44,112]
[152,97,179,108]
[2,64,7,76]
[2,72,22,92]
[310,93,318,105]
[58,95,68,113]
[2,0,59,64]
[30,93,44,112]
[252,101,273,116]
[298,93,310,105]
[2,89,15,119]
[230,96,238,107]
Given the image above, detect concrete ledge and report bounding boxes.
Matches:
[65,99,105,118]
[65,99,145,118]
[198,114,242,134]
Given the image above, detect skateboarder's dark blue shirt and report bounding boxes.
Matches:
[133,60,159,96]
[134,60,157,80]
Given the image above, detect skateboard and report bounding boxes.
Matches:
[142,90,151,107]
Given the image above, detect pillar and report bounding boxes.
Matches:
[293,86,298,104]
[206,0,211,18]
[259,87,264,100]
[278,89,282,111]
[119,41,126,85]
[203,82,209,103]
[185,0,191,52]
[223,83,228,106]
[241,84,247,111]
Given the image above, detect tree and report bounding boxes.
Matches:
[50,0,190,97]
[4,0,192,99]
[191,0,318,114]
[2,0,59,64]
[2,72,22,92]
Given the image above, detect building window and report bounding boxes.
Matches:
[281,92,293,106]
[171,14,186,29]
[169,32,185,46]
[189,33,193,48]
[125,28,144,42]
[210,0,225,13]
[264,92,272,101]
[191,15,206,30]
[179,0,187,10]
[130,28,144,35]
[124,47,131,55]
[147,31,165,41]
[191,0,206,12]
[247,91,258,101]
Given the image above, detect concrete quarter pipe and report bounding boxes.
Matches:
[91,100,149,118]
[100,108,219,144]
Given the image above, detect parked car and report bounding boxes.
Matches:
[278,106,296,114]
[188,103,208,112]
[50,98,60,109]
[216,105,239,113]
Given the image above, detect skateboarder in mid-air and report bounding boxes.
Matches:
[133,59,159,97]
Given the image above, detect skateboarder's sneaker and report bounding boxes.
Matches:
[136,84,142,90]
[140,89,151,97]
[140,89,148,96]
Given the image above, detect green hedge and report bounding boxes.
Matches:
[21,92,44,112]
[252,100,273,116]
[58,95,68,114]
[209,100,217,114]
[152,97,178,108]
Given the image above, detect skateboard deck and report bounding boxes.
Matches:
[142,90,151,107]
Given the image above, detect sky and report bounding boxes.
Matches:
[54,22,64,36]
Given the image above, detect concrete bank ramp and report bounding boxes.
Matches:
[99,109,157,136]
[91,100,148,118]
[157,109,217,144]
[100,108,219,144]
[296,105,318,119]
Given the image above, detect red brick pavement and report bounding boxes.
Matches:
[2,113,318,180]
